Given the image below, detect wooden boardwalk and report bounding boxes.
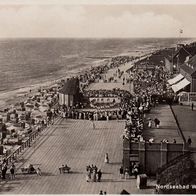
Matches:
[172,105,196,147]
[143,105,183,143]
[0,118,154,194]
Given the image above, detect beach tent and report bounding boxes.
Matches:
[168,74,184,85]
[58,78,80,107]
[171,78,190,93]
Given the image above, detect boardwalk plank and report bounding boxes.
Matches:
[1,119,154,194]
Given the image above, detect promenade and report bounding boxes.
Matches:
[143,105,183,143]
[0,118,154,194]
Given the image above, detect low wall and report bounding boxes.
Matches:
[123,140,188,176]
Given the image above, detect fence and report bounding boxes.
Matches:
[6,127,43,165]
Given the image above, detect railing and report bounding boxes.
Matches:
[170,105,186,143]
[5,114,59,165]
[6,127,43,165]
[0,89,60,165]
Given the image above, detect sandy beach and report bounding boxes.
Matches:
[0,51,152,110]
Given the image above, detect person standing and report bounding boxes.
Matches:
[187,136,192,146]
[36,167,42,176]
[154,118,160,128]
[124,168,129,180]
[119,166,124,179]
[93,170,97,182]
[10,163,15,180]
[2,163,7,180]
[148,118,152,128]
[104,153,109,163]
[192,102,194,111]
[92,121,95,129]
[86,170,91,182]
[97,169,102,182]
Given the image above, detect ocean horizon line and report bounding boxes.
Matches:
[0,37,195,40]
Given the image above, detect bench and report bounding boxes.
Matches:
[59,166,71,173]
[21,168,37,174]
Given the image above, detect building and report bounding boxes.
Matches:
[164,43,196,73]
[168,54,196,94]
[180,54,196,92]
[58,78,80,107]
[168,54,196,104]
[171,43,196,71]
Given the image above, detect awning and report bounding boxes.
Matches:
[171,78,191,93]
[168,74,184,85]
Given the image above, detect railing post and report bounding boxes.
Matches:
[161,142,168,166]
[139,141,146,173]
[123,138,131,174]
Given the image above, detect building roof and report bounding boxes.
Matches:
[173,45,196,62]
[180,54,196,76]
[59,78,79,95]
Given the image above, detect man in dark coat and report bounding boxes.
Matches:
[2,163,7,179]
[97,169,102,182]
[187,136,192,146]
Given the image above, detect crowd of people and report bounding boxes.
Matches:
[83,89,132,99]
[86,164,102,182]
[120,52,180,143]
[132,65,175,104]
[122,102,146,142]
[0,55,134,180]
[78,56,132,92]
[0,50,178,182]
[59,108,128,121]
[0,160,16,180]
[120,162,140,179]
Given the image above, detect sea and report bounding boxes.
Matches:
[0,37,194,93]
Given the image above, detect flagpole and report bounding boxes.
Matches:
[177,29,183,72]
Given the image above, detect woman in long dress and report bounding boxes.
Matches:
[104,153,109,163]
[86,170,91,182]
[148,118,152,128]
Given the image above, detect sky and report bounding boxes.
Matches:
[0,0,196,38]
